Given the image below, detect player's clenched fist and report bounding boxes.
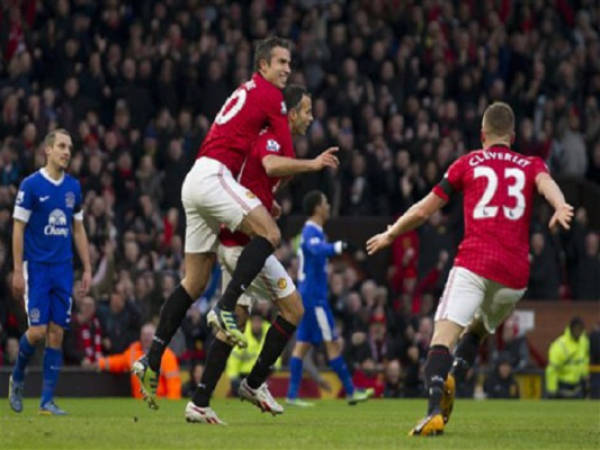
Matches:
[549,203,574,231]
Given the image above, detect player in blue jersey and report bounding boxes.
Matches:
[286,190,373,406]
[9,128,92,415]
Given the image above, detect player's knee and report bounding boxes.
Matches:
[280,293,303,325]
[27,326,47,344]
[181,276,206,300]
[263,225,281,248]
[46,326,64,348]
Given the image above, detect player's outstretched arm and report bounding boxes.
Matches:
[262,147,339,177]
[73,219,93,294]
[11,219,26,299]
[366,192,446,255]
[535,173,574,231]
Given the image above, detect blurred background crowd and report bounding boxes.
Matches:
[0,0,599,398]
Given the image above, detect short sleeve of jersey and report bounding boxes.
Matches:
[255,132,283,161]
[13,178,34,223]
[530,157,549,179]
[433,156,466,201]
[74,180,84,221]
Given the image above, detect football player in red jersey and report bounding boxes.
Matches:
[134,37,300,409]
[185,85,341,423]
[366,102,573,436]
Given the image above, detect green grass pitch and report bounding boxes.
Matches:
[2,398,599,449]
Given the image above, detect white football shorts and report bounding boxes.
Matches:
[218,244,296,308]
[434,266,526,333]
[181,157,262,253]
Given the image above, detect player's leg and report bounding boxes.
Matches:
[9,325,46,413]
[319,304,371,404]
[324,337,372,404]
[186,303,248,425]
[136,183,220,407]
[149,252,216,370]
[187,158,268,344]
[450,320,488,385]
[39,322,66,415]
[286,341,312,405]
[240,290,302,414]
[216,205,281,313]
[135,252,215,409]
[237,257,300,414]
[38,263,74,415]
[411,267,485,436]
[10,261,50,413]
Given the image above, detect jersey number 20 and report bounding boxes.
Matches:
[473,166,525,220]
[215,88,247,125]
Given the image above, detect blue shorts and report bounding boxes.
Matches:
[24,260,73,328]
[296,303,338,345]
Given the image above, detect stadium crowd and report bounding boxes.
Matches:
[0,0,599,397]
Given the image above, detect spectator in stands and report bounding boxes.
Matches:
[527,232,561,300]
[546,317,590,398]
[572,232,600,300]
[383,359,403,398]
[96,323,181,400]
[351,357,384,398]
[500,314,531,371]
[589,322,600,399]
[403,344,424,398]
[484,354,520,399]
[63,296,104,366]
[97,287,141,354]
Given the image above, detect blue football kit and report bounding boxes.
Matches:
[287,221,357,400]
[13,168,83,327]
[296,221,339,345]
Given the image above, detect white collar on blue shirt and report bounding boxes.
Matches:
[40,168,65,186]
[305,220,323,232]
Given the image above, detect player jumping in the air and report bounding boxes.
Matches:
[185,85,339,424]
[366,102,573,436]
[9,129,91,415]
[286,190,373,407]
[133,37,296,409]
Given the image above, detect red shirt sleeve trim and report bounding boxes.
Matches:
[432,185,449,201]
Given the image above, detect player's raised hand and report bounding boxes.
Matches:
[313,147,339,170]
[81,269,92,295]
[366,226,395,255]
[549,203,574,231]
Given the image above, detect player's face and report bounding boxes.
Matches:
[262,46,291,89]
[46,132,73,171]
[319,194,331,221]
[290,95,313,135]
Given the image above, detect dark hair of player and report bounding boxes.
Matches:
[303,190,324,216]
[44,128,70,148]
[253,36,292,72]
[283,84,308,111]
[482,102,515,137]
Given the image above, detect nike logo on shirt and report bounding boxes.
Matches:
[40,196,50,202]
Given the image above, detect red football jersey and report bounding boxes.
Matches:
[197,72,293,178]
[432,145,548,289]
[220,128,294,247]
